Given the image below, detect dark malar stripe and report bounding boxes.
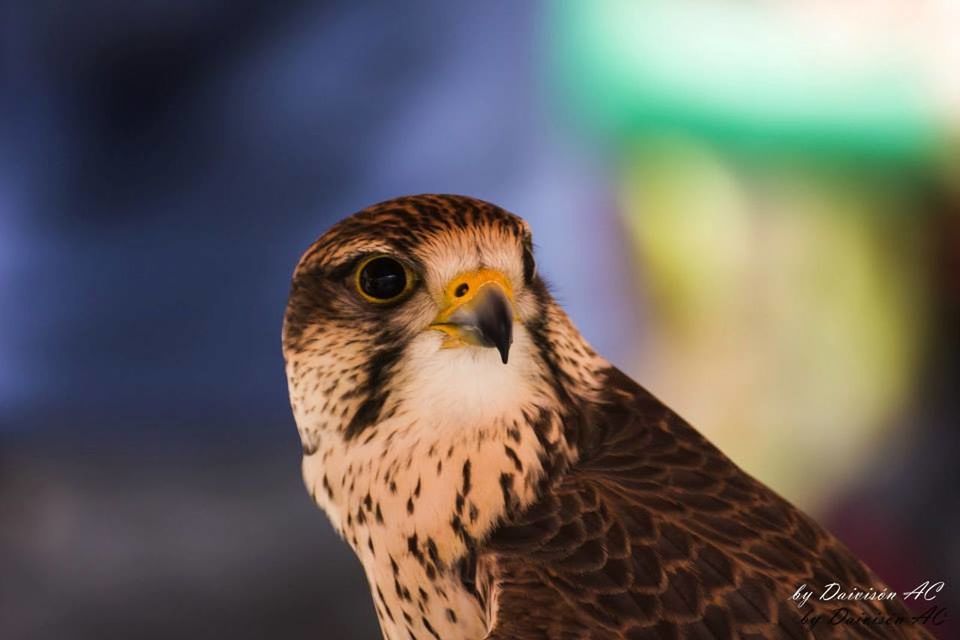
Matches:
[343,335,407,440]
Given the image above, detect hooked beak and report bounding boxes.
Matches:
[429,268,515,364]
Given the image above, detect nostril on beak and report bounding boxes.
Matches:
[455,283,469,298]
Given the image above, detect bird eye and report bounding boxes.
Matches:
[355,256,413,303]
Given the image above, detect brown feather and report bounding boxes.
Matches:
[480,367,932,639]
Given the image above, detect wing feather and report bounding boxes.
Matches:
[480,367,930,639]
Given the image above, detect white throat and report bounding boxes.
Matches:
[299,327,569,639]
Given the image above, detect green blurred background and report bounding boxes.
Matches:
[2,1,957,638]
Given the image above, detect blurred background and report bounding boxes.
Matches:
[2,1,957,638]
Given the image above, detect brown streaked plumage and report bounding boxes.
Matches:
[283,195,931,640]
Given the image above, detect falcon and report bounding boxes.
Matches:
[283,195,930,639]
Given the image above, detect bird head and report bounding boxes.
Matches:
[285,194,537,361]
[283,195,601,445]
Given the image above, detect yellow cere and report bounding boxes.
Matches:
[431,268,515,348]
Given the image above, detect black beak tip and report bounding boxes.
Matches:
[497,341,510,365]
[473,287,513,365]
[495,318,513,364]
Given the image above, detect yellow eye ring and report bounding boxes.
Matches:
[353,255,415,304]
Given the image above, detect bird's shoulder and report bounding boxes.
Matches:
[477,367,927,639]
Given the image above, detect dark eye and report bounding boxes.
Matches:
[356,256,412,303]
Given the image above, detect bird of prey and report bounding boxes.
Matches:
[283,195,930,639]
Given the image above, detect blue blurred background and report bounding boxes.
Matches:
[2,2,957,638]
